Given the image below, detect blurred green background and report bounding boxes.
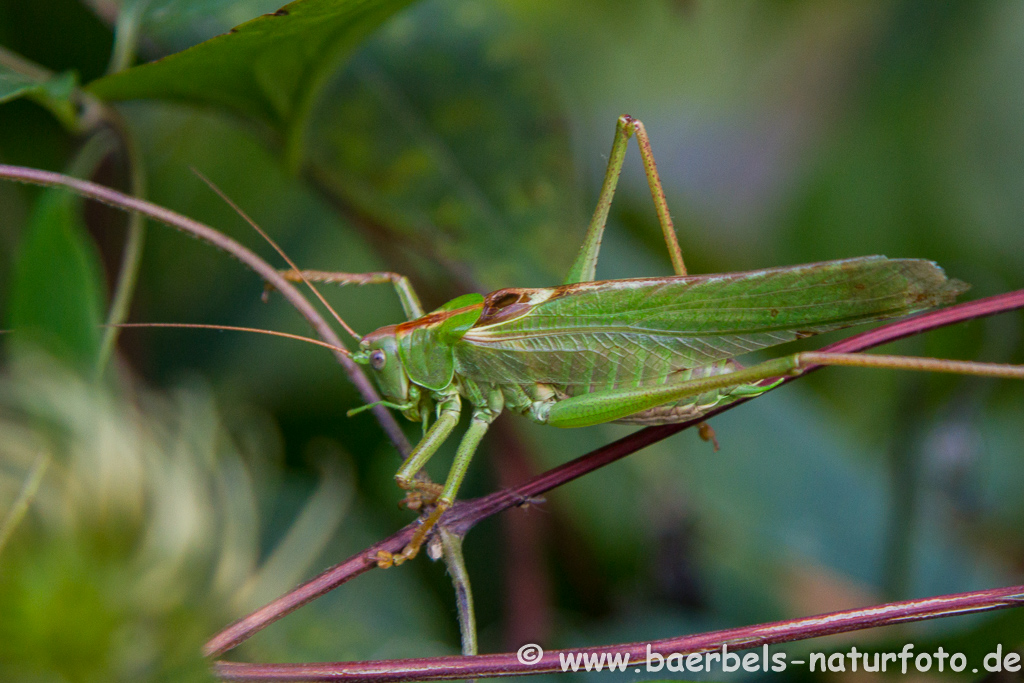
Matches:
[1,0,1023,681]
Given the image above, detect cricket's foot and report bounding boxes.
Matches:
[375,501,450,569]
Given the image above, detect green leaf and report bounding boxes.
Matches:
[5,189,106,371]
[0,65,77,128]
[87,0,417,166]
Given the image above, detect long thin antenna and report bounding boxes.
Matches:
[190,168,362,341]
[111,322,351,355]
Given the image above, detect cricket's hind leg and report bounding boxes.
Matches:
[547,351,1024,431]
[567,116,724,445]
[565,115,687,285]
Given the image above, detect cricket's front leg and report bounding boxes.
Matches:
[380,404,500,568]
[375,394,461,568]
[275,269,425,320]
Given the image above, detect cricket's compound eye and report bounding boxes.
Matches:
[370,349,386,370]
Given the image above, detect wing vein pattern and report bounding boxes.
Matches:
[454,257,965,389]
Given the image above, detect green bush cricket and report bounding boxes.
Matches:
[3,117,1020,572]
[267,116,1022,567]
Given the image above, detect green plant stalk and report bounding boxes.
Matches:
[438,528,477,658]
[95,109,147,375]
[107,0,150,75]
[0,451,49,558]
[95,0,152,374]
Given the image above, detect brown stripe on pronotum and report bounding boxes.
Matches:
[476,288,553,327]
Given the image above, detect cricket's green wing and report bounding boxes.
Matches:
[454,257,967,388]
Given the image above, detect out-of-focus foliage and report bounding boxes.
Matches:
[6,188,106,370]
[0,349,444,681]
[1,0,1023,681]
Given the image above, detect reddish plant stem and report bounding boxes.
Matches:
[213,583,1024,681]
[205,289,1024,660]
[204,528,416,657]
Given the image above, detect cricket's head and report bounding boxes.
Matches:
[353,325,411,405]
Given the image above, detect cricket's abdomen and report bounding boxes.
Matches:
[474,358,763,427]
